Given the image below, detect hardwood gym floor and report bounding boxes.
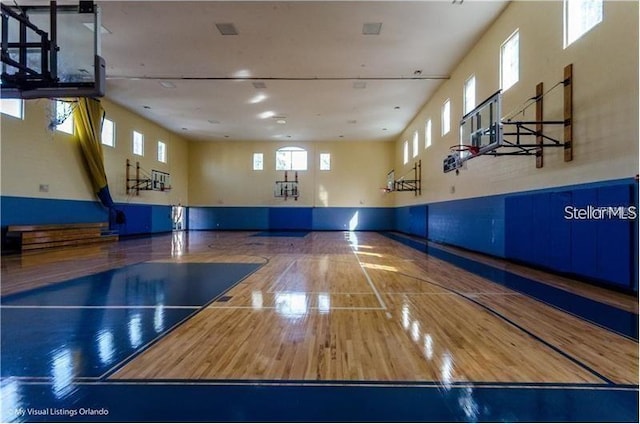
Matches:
[1,231,637,422]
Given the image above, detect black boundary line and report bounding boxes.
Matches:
[393,267,616,385]
[98,259,269,381]
[378,232,622,385]
[383,231,639,342]
[6,377,638,391]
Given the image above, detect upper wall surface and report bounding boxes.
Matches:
[393,0,639,206]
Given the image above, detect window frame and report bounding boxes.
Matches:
[0,98,24,119]
[319,152,331,171]
[403,140,409,165]
[253,152,264,170]
[441,99,451,136]
[101,118,115,147]
[55,100,74,134]
[275,146,307,171]
[500,29,520,92]
[425,119,432,149]
[463,75,476,115]
[564,0,603,48]
[132,130,144,156]
[157,140,167,163]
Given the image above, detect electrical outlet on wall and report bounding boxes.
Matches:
[39,184,49,193]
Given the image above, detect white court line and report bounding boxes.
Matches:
[266,259,298,291]
[347,235,387,311]
[205,305,385,311]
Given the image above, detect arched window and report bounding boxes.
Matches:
[276,146,307,171]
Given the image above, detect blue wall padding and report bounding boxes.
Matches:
[152,205,173,233]
[1,196,108,227]
[113,204,152,235]
[595,185,633,287]
[570,188,599,279]
[312,207,394,231]
[188,207,269,230]
[504,181,636,289]
[429,195,505,257]
[268,207,313,230]
[395,205,427,238]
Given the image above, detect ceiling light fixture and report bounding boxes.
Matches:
[276,119,286,125]
[362,22,382,35]
[249,93,268,104]
[258,111,275,119]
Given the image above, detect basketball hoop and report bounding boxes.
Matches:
[449,144,479,156]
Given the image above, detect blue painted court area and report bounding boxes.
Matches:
[0,262,261,379]
[251,230,309,237]
[1,380,637,423]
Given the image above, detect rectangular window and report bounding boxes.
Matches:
[157,141,167,163]
[319,153,331,171]
[425,119,432,148]
[500,30,519,91]
[0,98,23,119]
[442,99,451,136]
[564,0,603,48]
[133,130,144,156]
[412,131,419,158]
[403,140,409,165]
[101,118,115,147]
[463,75,476,115]
[55,100,74,134]
[276,147,307,171]
[253,153,264,170]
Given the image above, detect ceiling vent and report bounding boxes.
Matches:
[216,23,239,36]
[362,22,382,35]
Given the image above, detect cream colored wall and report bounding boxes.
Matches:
[0,97,190,206]
[100,99,189,206]
[394,0,638,206]
[188,139,394,207]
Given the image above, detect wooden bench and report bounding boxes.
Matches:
[7,222,118,251]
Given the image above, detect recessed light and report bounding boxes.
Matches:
[143,105,151,109]
[276,119,287,125]
[259,111,275,119]
[216,23,238,36]
[249,93,268,104]
[353,81,367,89]
[382,128,388,131]
[181,127,188,131]
[394,106,400,110]
[413,70,423,76]
[159,81,176,89]
[362,22,382,35]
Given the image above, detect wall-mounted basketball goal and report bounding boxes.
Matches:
[126,159,171,196]
[274,171,299,201]
[444,64,573,174]
[1,1,105,99]
[383,160,422,196]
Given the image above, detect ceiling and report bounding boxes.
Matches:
[11,1,511,143]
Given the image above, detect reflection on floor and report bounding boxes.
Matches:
[0,231,637,423]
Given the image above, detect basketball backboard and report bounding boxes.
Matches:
[1,2,105,99]
[459,90,502,155]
